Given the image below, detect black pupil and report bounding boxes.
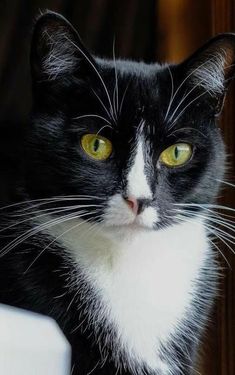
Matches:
[93,139,100,152]
[174,146,179,159]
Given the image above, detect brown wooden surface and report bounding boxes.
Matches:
[157,1,235,374]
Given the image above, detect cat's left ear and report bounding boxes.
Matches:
[180,33,235,115]
[31,11,95,80]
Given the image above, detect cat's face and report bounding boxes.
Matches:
[26,12,235,233]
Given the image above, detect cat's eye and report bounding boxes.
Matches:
[160,143,192,167]
[81,134,112,160]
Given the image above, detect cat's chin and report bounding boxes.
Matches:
[100,223,154,244]
[104,196,159,231]
[101,218,158,241]
[103,220,156,236]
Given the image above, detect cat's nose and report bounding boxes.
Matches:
[124,196,148,215]
[125,197,138,215]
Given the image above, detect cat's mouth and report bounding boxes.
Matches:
[104,194,159,230]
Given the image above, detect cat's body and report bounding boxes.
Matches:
[0,213,215,375]
[0,11,235,375]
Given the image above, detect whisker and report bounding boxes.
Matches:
[168,75,212,124]
[0,195,104,213]
[174,202,235,214]
[73,114,112,126]
[91,89,113,121]
[19,198,103,214]
[167,127,207,140]
[0,210,95,258]
[172,207,235,229]
[207,233,232,269]
[172,208,235,261]
[167,91,188,124]
[200,207,235,221]
[192,206,235,223]
[119,80,131,116]
[214,178,235,189]
[12,204,104,218]
[209,227,235,248]
[169,91,207,128]
[164,57,217,122]
[24,212,102,274]
[66,37,116,122]
[96,125,113,135]
[164,66,174,121]
[170,213,232,268]
[0,204,104,233]
[112,37,119,121]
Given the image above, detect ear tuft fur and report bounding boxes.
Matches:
[187,34,235,97]
[31,11,90,80]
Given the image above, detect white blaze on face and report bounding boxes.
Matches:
[127,139,152,199]
[104,136,159,229]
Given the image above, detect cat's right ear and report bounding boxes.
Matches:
[177,33,235,115]
[31,11,95,81]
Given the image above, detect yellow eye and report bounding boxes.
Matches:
[81,134,112,160]
[160,143,192,167]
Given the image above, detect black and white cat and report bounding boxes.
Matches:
[0,11,235,375]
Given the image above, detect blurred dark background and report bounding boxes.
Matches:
[0,0,235,374]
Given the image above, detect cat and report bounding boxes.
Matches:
[0,10,235,375]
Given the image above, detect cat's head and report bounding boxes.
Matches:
[25,11,235,233]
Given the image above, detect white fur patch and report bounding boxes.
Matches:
[127,140,152,199]
[45,216,211,374]
[136,206,158,227]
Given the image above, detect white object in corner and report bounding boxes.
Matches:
[0,304,71,375]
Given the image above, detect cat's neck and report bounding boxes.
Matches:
[44,216,213,374]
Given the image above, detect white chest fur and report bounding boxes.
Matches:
[48,218,210,374]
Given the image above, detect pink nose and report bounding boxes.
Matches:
[125,197,138,215]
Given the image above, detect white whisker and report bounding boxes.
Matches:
[171,213,232,268]
[12,204,104,218]
[214,178,235,188]
[169,91,207,128]
[164,58,216,122]
[0,204,104,233]
[119,81,130,115]
[96,125,113,135]
[168,127,207,139]
[164,66,174,121]
[168,76,211,124]
[0,195,102,213]
[66,37,116,123]
[73,114,112,126]
[174,202,235,214]
[91,89,113,121]
[0,210,98,258]
[112,38,119,121]
[23,212,102,274]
